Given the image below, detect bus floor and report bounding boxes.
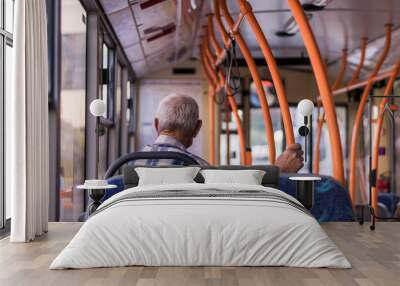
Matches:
[0,222,399,286]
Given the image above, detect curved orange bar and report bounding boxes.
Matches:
[208,86,216,165]
[332,49,348,90]
[200,43,217,90]
[207,15,223,56]
[333,69,392,96]
[314,49,347,174]
[287,0,344,184]
[348,37,368,86]
[235,0,295,146]
[371,61,400,210]
[202,36,247,164]
[200,43,218,165]
[213,0,229,47]
[201,40,219,89]
[349,24,392,206]
[217,0,276,164]
[225,101,231,165]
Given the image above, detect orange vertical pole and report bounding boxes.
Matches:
[314,49,347,173]
[349,24,392,206]
[348,38,368,86]
[213,0,229,46]
[226,93,246,164]
[245,148,252,165]
[200,45,217,165]
[371,61,400,210]
[287,0,344,184]
[208,86,216,165]
[225,102,231,165]
[207,15,223,56]
[216,0,276,164]
[331,49,348,91]
[202,36,247,165]
[234,0,295,146]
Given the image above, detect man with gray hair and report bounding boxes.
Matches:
[144,93,304,171]
[143,93,208,165]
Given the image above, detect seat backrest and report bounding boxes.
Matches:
[123,165,280,189]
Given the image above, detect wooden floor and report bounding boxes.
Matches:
[0,222,400,286]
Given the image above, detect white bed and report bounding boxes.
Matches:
[50,183,351,269]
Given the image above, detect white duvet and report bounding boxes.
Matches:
[50,183,351,269]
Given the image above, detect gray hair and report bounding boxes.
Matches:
[155,93,199,135]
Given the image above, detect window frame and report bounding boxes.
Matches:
[99,25,116,128]
[46,0,137,222]
[1,0,14,231]
[98,20,131,169]
[127,79,136,135]
[58,0,88,222]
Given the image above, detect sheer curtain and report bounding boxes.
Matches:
[6,0,49,242]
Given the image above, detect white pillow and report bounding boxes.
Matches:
[200,169,266,185]
[135,167,201,186]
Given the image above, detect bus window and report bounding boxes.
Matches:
[251,107,284,165]
[220,109,242,165]
[59,0,86,221]
[312,106,347,176]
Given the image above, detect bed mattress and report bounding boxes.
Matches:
[50,183,351,269]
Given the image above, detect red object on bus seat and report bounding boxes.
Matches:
[377,177,390,193]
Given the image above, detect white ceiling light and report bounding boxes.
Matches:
[276,13,313,36]
[190,0,197,10]
[313,0,332,7]
[302,0,332,11]
[297,99,314,117]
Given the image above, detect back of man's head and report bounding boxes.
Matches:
[155,93,199,137]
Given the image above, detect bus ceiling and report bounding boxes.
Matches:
[95,0,400,79]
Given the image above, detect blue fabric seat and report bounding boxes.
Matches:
[279,174,354,222]
[378,192,399,216]
[105,174,355,222]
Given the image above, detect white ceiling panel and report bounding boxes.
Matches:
[131,60,148,77]
[101,0,400,79]
[100,0,129,14]
[124,44,145,63]
[132,0,176,28]
[108,8,140,47]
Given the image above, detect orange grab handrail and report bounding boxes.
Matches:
[287,0,344,184]
[200,43,218,165]
[316,68,394,101]
[216,0,276,164]
[225,101,231,165]
[371,60,400,210]
[332,49,348,91]
[232,0,295,146]
[207,15,223,56]
[313,49,348,174]
[205,13,249,166]
[348,37,368,86]
[208,86,216,165]
[213,0,229,47]
[349,24,392,206]
[202,36,247,165]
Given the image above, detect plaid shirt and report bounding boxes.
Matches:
[141,135,209,166]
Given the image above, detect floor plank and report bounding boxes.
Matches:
[0,222,399,286]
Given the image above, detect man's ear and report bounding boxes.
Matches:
[193,120,202,138]
[154,118,160,133]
